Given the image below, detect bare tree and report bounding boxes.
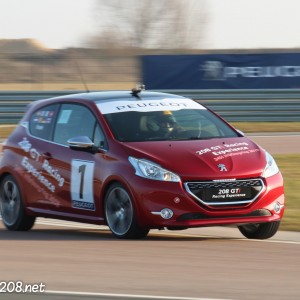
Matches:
[91,0,207,49]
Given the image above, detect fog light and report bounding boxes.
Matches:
[274,202,281,213]
[160,208,173,219]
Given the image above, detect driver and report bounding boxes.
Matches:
[147,111,182,136]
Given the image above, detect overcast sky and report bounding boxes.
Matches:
[0,0,300,49]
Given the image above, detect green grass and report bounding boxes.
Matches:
[274,154,300,231]
[230,122,300,133]
[0,125,17,139]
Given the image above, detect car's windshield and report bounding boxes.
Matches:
[103,108,239,142]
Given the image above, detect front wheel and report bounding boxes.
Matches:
[237,221,280,239]
[0,175,36,231]
[104,183,149,239]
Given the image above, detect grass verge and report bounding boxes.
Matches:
[230,122,300,133]
[274,154,300,231]
[0,125,17,139]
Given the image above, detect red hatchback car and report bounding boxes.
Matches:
[0,90,284,239]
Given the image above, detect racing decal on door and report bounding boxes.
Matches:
[71,159,95,210]
[18,137,65,194]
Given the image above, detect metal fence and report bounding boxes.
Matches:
[0,89,300,124]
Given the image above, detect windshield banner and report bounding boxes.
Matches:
[142,53,300,89]
[97,98,205,114]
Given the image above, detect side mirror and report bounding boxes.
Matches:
[67,136,97,153]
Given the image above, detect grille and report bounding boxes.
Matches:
[177,209,272,221]
[184,179,264,208]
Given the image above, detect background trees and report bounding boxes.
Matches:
[90,0,207,49]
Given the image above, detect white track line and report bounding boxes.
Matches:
[36,219,107,230]
[34,219,300,245]
[46,290,233,300]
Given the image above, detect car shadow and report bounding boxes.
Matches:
[0,227,238,242]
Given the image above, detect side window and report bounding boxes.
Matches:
[53,104,106,147]
[29,104,58,140]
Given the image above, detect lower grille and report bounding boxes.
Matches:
[177,209,272,221]
[184,179,264,208]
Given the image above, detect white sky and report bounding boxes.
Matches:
[208,0,300,49]
[0,0,300,49]
[0,0,95,49]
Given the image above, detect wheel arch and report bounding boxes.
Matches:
[99,176,142,224]
[0,170,31,207]
[0,172,36,231]
[0,171,11,183]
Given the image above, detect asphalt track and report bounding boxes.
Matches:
[0,134,300,300]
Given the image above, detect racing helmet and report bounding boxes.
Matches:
[147,110,176,133]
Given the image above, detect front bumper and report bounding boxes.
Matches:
[132,172,284,229]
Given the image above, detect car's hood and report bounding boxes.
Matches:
[121,137,267,180]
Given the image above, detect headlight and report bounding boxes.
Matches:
[128,156,180,182]
[261,151,279,178]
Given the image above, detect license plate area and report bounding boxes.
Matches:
[204,187,252,201]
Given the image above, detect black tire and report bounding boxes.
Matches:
[237,221,280,239]
[104,183,149,239]
[0,175,36,231]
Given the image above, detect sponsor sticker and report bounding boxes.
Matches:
[71,159,95,211]
[18,137,65,193]
[195,142,260,161]
[57,109,72,124]
[97,98,205,114]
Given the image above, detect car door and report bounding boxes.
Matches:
[44,103,107,220]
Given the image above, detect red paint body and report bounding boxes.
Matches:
[0,91,284,234]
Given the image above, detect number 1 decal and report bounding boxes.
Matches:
[78,164,86,199]
[71,160,95,210]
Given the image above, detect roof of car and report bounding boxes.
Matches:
[48,91,186,103]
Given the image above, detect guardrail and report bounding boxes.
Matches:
[0,89,300,124]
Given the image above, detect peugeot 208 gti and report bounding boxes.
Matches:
[0,90,284,239]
